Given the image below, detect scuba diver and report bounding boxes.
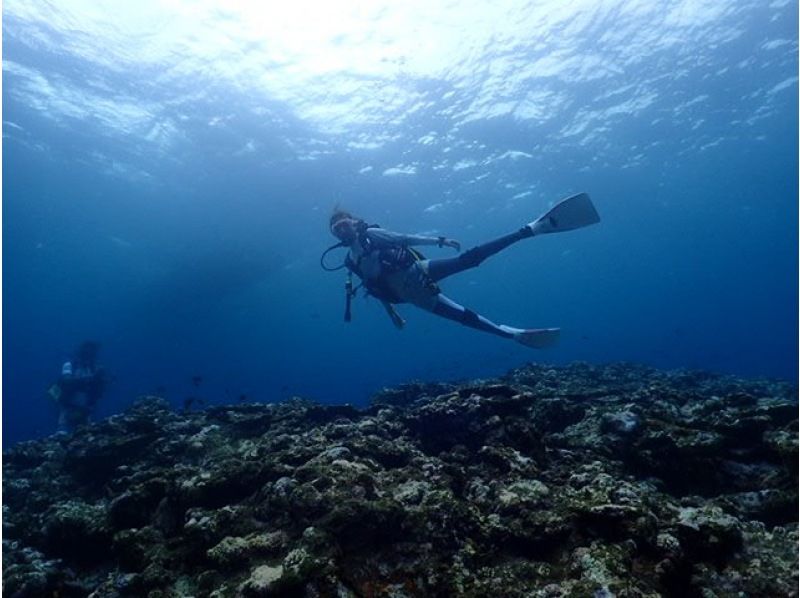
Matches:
[48,341,108,433]
[321,193,600,348]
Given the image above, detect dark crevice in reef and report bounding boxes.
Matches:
[3,362,797,596]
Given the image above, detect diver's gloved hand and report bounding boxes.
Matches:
[438,237,461,251]
[382,301,406,329]
[390,310,406,329]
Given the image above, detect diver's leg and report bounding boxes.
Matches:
[423,293,560,348]
[427,227,531,282]
[429,294,514,339]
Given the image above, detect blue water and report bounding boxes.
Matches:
[3,1,797,446]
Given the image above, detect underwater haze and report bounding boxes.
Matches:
[3,0,798,446]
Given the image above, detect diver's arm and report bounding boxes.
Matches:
[366,228,460,250]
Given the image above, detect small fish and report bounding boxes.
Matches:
[192,375,203,387]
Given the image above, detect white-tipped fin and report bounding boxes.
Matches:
[527,192,600,236]
[501,325,561,349]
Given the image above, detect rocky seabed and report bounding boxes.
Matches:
[3,362,798,597]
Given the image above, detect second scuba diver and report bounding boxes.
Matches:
[48,341,108,433]
[322,192,600,348]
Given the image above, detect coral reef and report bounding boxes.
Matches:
[3,362,797,596]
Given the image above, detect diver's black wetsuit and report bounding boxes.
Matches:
[347,225,533,338]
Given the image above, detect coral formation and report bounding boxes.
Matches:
[3,362,797,596]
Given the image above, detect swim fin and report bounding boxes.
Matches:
[527,192,600,236]
[501,325,561,348]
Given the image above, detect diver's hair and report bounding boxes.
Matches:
[330,206,359,229]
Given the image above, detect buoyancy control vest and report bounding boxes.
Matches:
[344,223,438,304]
